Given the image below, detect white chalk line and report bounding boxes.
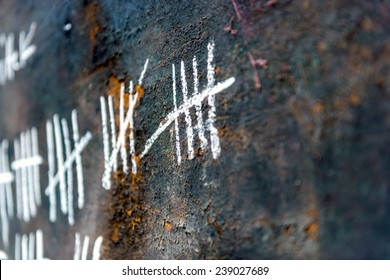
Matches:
[180,60,195,160]
[193,56,208,150]
[0,140,14,219]
[20,132,30,222]
[0,183,9,248]
[44,132,92,195]
[101,96,111,190]
[14,234,20,260]
[0,22,37,86]
[74,233,103,260]
[207,41,221,159]
[128,82,138,175]
[53,114,68,215]
[72,110,85,210]
[108,96,117,171]
[31,127,41,206]
[28,232,35,260]
[14,229,44,260]
[45,111,91,225]
[0,249,8,259]
[92,236,103,260]
[140,77,235,159]
[172,64,181,165]
[21,234,28,260]
[46,120,57,222]
[0,172,13,184]
[0,140,12,253]
[81,235,90,260]
[73,232,81,260]
[12,128,42,223]
[101,58,149,189]
[62,118,74,226]
[120,83,128,174]
[14,139,22,220]
[25,130,37,218]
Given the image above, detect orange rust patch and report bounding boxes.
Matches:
[258,218,273,228]
[312,102,325,114]
[111,225,119,243]
[85,3,100,50]
[107,75,123,99]
[361,17,375,32]
[213,220,223,235]
[283,225,293,236]
[215,66,221,75]
[349,93,361,106]
[316,41,327,53]
[218,125,246,149]
[135,85,145,100]
[304,223,319,240]
[164,220,172,231]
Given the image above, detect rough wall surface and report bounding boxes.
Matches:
[0,0,389,259]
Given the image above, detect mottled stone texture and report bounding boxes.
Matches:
[0,0,389,259]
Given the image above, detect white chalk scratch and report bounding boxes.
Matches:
[0,22,37,85]
[14,234,20,260]
[45,111,92,225]
[100,59,149,189]
[73,232,81,260]
[46,120,57,222]
[81,235,90,260]
[141,77,235,159]
[207,41,221,159]
[11,128,43,223]
[92,236,104,260]
[14,229,46,260]
[193,56,208,150]
[0,249,8,260]
[74,233,103,260]
[141,41,234,162]
[181,60,195,160]
[172,64,181,164]
[128,81,139,175]
[0,140,13,248]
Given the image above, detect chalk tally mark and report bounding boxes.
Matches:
[99,42,235,190]
[0,22,37,85]
[11,128,43,224]
[100,59,149,190]
[14,229,46,260]
[73,233,103,260]
[44,110,92,225]
[0,249,7,260]
[0,140,14,248]
[141,41,235,162]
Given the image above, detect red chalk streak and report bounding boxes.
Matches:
[231,0,242,22]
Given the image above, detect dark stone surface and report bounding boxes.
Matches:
[0,0,389,259]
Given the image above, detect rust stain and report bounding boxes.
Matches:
[106,74,147,257]
[304,223,319,240]
[312,102,325,114]
[164,220,172,231]
[283,225,293,236]
[361,17,375,32]
[85,3,100,50]
[218,125,246,150]
[213,220,223,235]
[349,93,361,106]
[111,225,119,243]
